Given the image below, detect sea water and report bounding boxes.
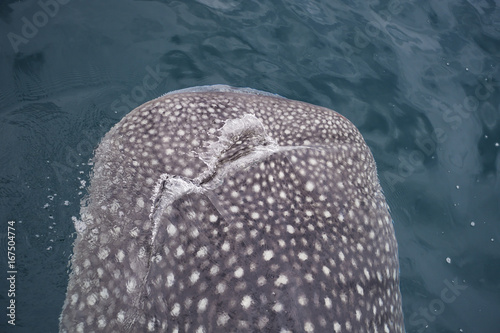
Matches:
[0,0,499,332]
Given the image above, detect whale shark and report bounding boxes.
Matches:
[60,85,404,332]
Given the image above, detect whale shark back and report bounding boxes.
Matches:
[60,85,404,332]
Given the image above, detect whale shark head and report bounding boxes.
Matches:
[60,85,404,332]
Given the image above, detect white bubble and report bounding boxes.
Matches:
[73,217,86,233]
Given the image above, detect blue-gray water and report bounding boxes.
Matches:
[0,0,499,332]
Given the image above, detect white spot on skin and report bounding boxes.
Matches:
[356,284,364,296]
[130,227,139,238]
[354,198,360,208]
[210,265,219,275]
[197,246,208,258]
[167,272,175,287]
[198,298,208,313]
[286,225,295,234]
[324,297,332,309]
[98,316,107,328]
[216,282,226,294]
[171,303,181,316]
[356,309,362,321]
[257,276,266,286]
[263,250,274,261]
[275,274,289,286]
[304,321,314,332]
[137,197,145,208]
[298,252,308,261]
[333,322,341,332]
[241,295,253,309]
[126,278,136,293]
[116,250,125,262]
[148,319,155,331]
[167,224,177,236]
[234,267,244,278]
[258,316,269,329]
[175,246,185,257]
[100,288,109,299]
[273,302,283,312]
[97,247,109,260]
[117,310,125,323]
[217,312,230,326]
[190,227,200,238]
[305,181,315,192]
[87,294,97,306]
[190,271,200,284]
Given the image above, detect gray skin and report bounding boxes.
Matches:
[60,85,404,333]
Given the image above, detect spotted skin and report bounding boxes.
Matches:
[60,85,404,332]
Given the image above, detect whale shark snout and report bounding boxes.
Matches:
[60,85,404,332]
